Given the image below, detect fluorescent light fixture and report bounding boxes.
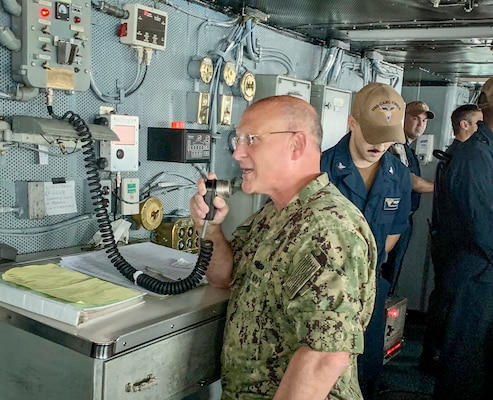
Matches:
[10,115,119,146]
[339,26,493,41]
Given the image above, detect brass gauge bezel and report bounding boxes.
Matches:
[222,61,237,87]
[198,56,213,84]
[133,196,164,231]
[188,56,214,84]
[240,70,256,101]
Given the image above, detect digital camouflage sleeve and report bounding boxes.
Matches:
[221,173,377,400]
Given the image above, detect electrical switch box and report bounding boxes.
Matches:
[310,85,352,151]
[120,178,139,215]
[219,95,233,125]
[119,4,167,50]
[254,75,312,103]
[97,115,139,172]
[186,92,210,125]
[11,0,92,91]
[147,128,211,163]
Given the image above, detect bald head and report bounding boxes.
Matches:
[244,95,323,150]
[235,95,323,209]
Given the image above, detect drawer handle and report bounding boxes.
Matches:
[287,91,302,97]
[125,374,157,392]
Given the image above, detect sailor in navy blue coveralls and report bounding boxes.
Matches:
[321,133,411,399]
[384,101,435,291]
[432,119,493,400]
[381,138,421,288]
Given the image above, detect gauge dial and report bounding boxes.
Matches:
[240,71,256,101]
[55,2,70,21]
[187,56,213,84]
[222,61,237,87]
[198,56,213,84]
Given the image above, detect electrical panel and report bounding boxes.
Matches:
[310,85,352,151]
[119,4,168,51]
[384,295,407,364]
[147,128,211,163]
[98,115,140,171]
[153,217,199,253]
[254,75,312,103]
[11,0,91,91]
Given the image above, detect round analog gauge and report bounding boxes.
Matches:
[222,61,237,87]
[240,71,256,101]
[199,56,213,84]
[58,3,68,14]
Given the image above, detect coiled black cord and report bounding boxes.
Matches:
[48,106,213,295]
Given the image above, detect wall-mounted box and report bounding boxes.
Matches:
[11,0,92,91]
[416,134,435,164]
[147,128,211,163]
[186,92,210,125]
[310,85,351,151]
[119,4,167,51]
[254,75,312,103]
[98,114,140,172]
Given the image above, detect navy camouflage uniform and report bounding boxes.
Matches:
[320,133,411,400]
[222,173,377,400]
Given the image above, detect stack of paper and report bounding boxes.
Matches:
[60,242,201,294]
[0,263,145,326]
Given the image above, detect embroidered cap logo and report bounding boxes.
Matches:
[379,103,397,122]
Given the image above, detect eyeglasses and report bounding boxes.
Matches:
[231,131,299,150]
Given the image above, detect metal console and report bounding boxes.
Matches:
[0,259,229,400]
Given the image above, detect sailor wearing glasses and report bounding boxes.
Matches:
[190,95,377,400]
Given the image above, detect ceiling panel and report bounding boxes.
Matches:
[192,0,493,85]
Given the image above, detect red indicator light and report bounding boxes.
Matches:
[171,121,185,129]
[74,16,81,23]
[385,342,402,356]
[144,10,148,16]
[40,8,50,18]
[387,308,399,319]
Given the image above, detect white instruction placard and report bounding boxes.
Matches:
[44,181,78,215]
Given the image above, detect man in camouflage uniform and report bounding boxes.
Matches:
[190,95,377,399]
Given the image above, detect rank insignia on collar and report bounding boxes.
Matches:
[336,162,346,170]
[389,166,394,175]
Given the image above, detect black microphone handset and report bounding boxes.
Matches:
[203,179,232,220]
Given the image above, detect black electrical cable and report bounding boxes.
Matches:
[47,106,214,295]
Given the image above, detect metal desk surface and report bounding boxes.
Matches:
[0,259,230,360]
